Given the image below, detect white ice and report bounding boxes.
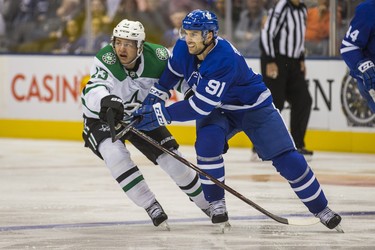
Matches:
[0,138,374,249]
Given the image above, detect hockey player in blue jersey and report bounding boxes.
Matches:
[133,9,342,231]
[340,0,375,112]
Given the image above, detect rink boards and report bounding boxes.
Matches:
[0,55,374,153]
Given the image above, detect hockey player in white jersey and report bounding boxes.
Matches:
[134,10,343,231]
[340,0,375,112]
[81,19,210,228]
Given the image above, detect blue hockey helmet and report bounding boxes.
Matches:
[182,10,219,38]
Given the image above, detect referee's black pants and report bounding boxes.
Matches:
[261,55,312,149]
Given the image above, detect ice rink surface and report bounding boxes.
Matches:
[0,138,374,249]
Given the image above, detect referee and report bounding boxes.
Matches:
[260,0,313,159]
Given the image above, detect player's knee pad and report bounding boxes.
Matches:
[195,125,226,157]
[98,138,136,178]
[272,150,308,181]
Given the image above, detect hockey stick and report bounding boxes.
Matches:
[105,111,319,226]
[106,108,141,143]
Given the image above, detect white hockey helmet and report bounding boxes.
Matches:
[112,19,145,49]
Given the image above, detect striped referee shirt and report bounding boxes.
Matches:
[261,0,307,61]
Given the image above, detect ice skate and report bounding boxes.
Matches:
[201,207,211,218]
[315,207,343,233]
[209,199,231,233]
[146,200,170,230]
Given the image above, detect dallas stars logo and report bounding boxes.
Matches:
[123,91,142,113]
[156,48,169,60]
[102,52,116,65]
[99,124,110,132]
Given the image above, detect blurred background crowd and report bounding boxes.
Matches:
[0,0,363,57]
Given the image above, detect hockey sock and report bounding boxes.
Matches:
[157,151,209,209]
[196,154,225,202]
[272,150,328,214]
[195,125,226,202]
[99,138,155,208]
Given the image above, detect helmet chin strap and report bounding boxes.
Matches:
[196,41,213,56]
[195,32,215,56]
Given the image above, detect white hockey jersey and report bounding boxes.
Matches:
[81,42,170,119]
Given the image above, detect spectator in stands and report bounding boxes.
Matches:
[0,0,5,37]
[52,19,84,54]
[90,17,111,52]
[105,0,121,22]
[85,0,111,34]
[161,11,186,50]
[136,0,170,44]
[73,17,111,53]
[167,0,206,14]
[8,0,49,51]
[42,0,83,52]
[111,0,141,27]
[213,0,227,37]
[212,0,242,41]
[305,0,342,56]
[0,0,7,52]
[234,0,267,57]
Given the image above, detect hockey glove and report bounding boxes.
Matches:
[99,95,124,124]
[357,59,375,91]
[132,103,171,131]
[143,84,171,106]
[123,103,141,116]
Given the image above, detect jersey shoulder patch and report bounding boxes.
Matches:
[142,42,169,78]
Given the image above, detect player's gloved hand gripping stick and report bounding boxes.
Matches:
[105,108,320,227]
[357,59,375,101]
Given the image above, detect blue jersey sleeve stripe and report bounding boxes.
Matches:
[195,91,221,106]
[340,40,360,54]
[221,89,272,110]
[168,60,184,77]
[188,98,211,115]
[340,46,359,54]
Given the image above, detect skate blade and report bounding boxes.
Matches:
[158,220,170,231]
[334,224,344,233]
[217,221,231,233]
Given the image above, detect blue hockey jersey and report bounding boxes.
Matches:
[340,0,375,76]
[159,37,272,122]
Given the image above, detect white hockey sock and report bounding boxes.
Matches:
[99,139,155,208]
[157,150,209,209]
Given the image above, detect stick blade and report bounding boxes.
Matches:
[287,217,320,226]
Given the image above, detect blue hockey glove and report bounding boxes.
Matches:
[132,103,171,131]
[143,84,171,106]
[357,59,375,91]
[99,95,124,123]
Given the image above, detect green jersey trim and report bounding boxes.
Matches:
[95,43,169,81]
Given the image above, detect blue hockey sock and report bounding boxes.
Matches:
[272,150,328,213]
